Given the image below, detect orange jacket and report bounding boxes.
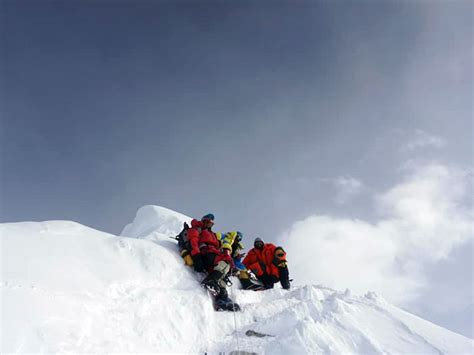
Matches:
[243,243,282,279]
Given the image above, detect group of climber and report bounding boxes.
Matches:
[174,213,290,311]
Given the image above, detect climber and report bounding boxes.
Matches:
[243,237,290,290]
[216,231,266,290]
[216,231,246,270]
[187,213,239,311]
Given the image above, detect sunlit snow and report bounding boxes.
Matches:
[1,205,472,354]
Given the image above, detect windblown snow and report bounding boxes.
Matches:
[1,205,472,354]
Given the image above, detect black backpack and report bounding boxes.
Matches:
[175,222,190,250]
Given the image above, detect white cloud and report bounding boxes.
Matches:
[334,176,364,204]
[401,129,446,152]
[280,163,472,306]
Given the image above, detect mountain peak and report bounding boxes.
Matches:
[1,206,472,353]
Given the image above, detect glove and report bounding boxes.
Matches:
[279,265,290,290]
[192,254,204,272]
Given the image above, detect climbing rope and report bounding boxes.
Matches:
[229,284,241,353]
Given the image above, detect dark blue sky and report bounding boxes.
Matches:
[3,1,470,235]
[1,0,472,337]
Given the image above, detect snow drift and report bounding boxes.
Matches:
[1,205,472,354]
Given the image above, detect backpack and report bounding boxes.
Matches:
[176,222,190,251]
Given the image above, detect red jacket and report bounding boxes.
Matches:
[187,219,233,268]
[187,219,221,256]
[243,243,280,279]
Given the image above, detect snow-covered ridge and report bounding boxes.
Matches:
[1,205,473,354]
[121,205,191,239]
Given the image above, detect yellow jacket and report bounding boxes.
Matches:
[216,231,244,256]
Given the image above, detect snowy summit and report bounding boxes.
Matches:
[1,205,473,354]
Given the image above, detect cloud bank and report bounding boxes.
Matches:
[281,163,472,305]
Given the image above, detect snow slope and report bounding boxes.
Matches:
[1,205,472,354]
